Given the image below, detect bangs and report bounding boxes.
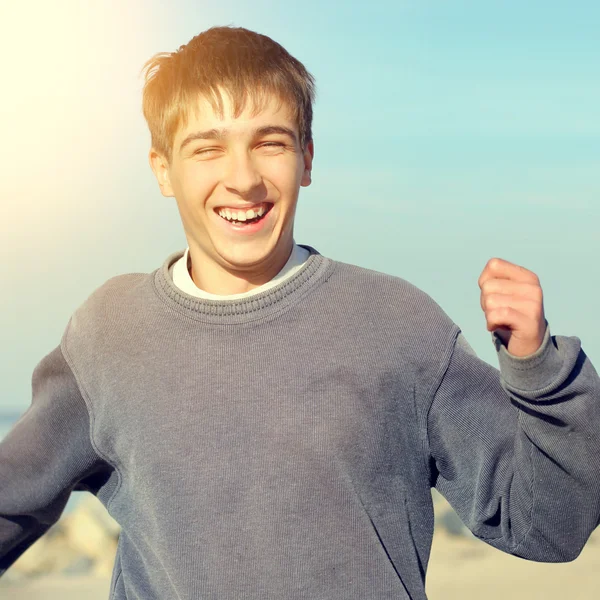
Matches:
[142,26,315,162]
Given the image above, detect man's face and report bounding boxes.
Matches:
[150,90,313,282]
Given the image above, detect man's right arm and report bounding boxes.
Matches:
[0,344,114,575]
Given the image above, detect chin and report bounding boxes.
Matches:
[218,243,277,270]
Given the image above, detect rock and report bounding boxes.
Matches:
[61,501,117,560]
[61,555,95,576]
[437,509,473,538]
[431,489,474,538]
[8,494,120,579]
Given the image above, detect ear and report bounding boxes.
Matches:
[300,140,314,188]
[149,149,175,197]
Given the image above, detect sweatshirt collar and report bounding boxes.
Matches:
[153,245,332,324]
[173,243,310,300]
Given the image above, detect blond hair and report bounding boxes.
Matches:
[141,26,316,162]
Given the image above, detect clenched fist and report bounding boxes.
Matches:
[478,258,547,358]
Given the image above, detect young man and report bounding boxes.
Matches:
[1,26,599,600]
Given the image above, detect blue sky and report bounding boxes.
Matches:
[1,0,598,413]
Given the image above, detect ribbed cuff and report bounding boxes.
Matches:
[493,322,565,392]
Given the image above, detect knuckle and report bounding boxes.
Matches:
[498,306,512,319]
[488,257,501,270]
[486,295,499,309]
[480,279,494,293]
[524,284,542,303]
[486,308,498,323]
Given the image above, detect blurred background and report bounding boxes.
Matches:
[1,0,598,597]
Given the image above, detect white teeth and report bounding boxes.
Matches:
[217,204,269,222]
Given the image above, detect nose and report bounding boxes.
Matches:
[223,150,263,198]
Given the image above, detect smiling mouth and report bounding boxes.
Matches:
[215,202,273,225]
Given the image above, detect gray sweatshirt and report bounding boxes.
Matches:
[1,246,600,600]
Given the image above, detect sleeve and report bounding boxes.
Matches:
[427,325,600,562]
[0,343,114,576]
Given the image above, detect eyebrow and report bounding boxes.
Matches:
[179,125,298,152]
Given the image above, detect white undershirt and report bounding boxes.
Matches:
[172,243,310,300]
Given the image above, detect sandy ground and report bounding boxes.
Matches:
[426,528,600,599]
[0,575,111,599]
[2,530,599,599]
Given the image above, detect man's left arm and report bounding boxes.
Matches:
[427,258,600,561]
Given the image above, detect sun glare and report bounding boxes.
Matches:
[0,1,157,249]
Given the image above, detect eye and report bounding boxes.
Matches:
[193,147,220,156]
[258,141,285,151]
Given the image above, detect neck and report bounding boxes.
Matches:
[187,242,294,296]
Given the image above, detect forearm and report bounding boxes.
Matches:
[0,344,109,574]
[429,328,600,561]
[495,331,600,560]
